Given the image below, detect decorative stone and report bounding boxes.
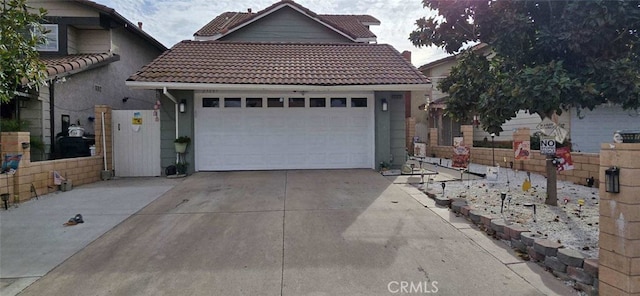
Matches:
[544,256,567,273]
[468,210,483,224]
[575,282,598,296]
[567,266,594,285]
[533,239,563,257]
[527,246,545,262]
[451,201,467,214]
[557,248,585,267]
[583,259,599,278]
[511,238,527,253]
[520,232,538,246]
[505,224,529,240]
[479,213,495,228]
[498,232,510,241]
[490,219,508,233]
[552,270,572,282]
[434,196,451,207]
[460,205,472,216]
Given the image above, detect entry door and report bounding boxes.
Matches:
[112,110,161,176]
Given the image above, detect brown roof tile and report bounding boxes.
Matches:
[194,0,378,40]
[42,53,118,77]
[128,41,429,86]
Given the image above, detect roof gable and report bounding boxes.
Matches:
[194,0,378,42]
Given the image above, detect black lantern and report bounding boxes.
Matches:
[605,166,620,193]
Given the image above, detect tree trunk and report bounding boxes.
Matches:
[545,157,557,206]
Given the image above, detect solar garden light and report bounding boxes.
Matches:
[441,182,446,196]
[578,199,585,217]
[523,203,537,222]
[500,192,507,214]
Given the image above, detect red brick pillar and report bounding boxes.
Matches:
[598,143,640,295]
[461,125,474,147]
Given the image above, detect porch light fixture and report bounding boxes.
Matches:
[605,166,620,193]
[179,99,186,113]
[21,142,30,150]
[381,99,388,112]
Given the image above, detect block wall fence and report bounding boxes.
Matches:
[0,105,113,204]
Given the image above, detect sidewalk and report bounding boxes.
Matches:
[0,177,181,296]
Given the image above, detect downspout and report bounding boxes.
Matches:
[49,82,55,157]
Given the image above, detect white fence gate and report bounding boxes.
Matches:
[112,110,161,177]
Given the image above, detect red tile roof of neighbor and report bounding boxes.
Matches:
[41,53,119,77]
[127,41,429,86]
[194,0,379,40]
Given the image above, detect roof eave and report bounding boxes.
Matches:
[125,81,431,92]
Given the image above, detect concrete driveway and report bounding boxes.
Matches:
[13,170,573,295]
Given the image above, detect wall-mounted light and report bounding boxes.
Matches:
[381,98,388,112]
[179,99,186,113]
[21,142,30,149]
[605,166,620,193]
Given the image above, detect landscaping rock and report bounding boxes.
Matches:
[460,205,472,216]
[468,210,483,224]
[557,248,585,267]
[527,246,545,262]
[497,232,510,241]
[520,232,538,246]
[479,213,495,228]
[533,239,563,257]
[451,201,467,214]
[583,259,599,278]
[511,238,527,253]
[505,224,529,240]
[434,196,451,207]
[544,256,567,273]
[568,266,594,285]
[575,282,598,296]
[490,219,508,233]
[552,270,572,282]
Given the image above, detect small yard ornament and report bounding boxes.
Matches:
[578,199,585,217]
[522,172,532,192]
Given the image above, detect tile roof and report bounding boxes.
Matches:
[193,0,379,40]
[42,53,119,77]
[127,41,429,86]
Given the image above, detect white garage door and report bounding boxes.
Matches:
[194,93,375,171]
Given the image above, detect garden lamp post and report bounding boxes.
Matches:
[490,133,496,166]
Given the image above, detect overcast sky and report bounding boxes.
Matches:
[97,0,450,67]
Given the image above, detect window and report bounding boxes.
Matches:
[267,98,284,107]
[224,98,241,107]
[288,98,305,107]
[310,98,326,108]
[331,98,347,107]
[202,98,219,107]
[36,24,59,52]
[351,98,367,107]
[246,98,262,108]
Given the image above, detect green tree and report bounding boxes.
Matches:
[410,0,640,205]
[0,0,48,104]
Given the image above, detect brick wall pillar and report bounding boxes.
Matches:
[94,105,113,171]
[598,143,640,295]
[406,118,416,155]
[461,125,474,147]
[0,132,31,202]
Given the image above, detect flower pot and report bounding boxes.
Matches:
[175,143,188,153]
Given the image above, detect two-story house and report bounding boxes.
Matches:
[7,0,166,160]
[126,0,430,172]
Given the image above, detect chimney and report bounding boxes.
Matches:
[247,8,252,14]
[401,50,411,62]
[137,22,143,30]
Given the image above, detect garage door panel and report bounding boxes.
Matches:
[196,94,373,171]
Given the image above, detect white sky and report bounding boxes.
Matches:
[97,0,450,67]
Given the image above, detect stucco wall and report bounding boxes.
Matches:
[375,91,406,169]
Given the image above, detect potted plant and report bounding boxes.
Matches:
[174,136,191,153]
[176,162,189,175]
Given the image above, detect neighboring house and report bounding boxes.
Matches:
[2,0,166,160]
[419,44,568,146]
[569,105,639,153]
[126,0,430,172]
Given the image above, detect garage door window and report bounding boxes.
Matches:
[246,98,262,108]
[310,98,326,108]
[331,98,347,107]
[351,98,367,107]
[289,97,305,107]
[224,98,241,108]
[268,98,284,107]
[203,98,219,108]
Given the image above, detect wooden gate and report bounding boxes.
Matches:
[112,110,161,177]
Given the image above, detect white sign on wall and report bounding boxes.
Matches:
[540,137,556,155]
